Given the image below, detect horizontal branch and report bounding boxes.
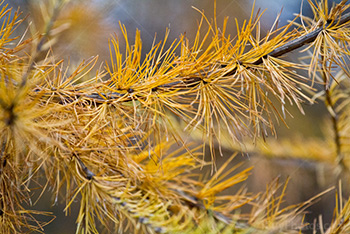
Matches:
[52,11,350,105]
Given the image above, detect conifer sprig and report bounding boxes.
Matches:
[1,0,350,233]
[63,0,350,151]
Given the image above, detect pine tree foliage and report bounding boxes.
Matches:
[0,0,350,233]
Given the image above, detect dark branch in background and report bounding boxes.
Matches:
[20,0,64,88]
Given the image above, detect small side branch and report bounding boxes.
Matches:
[224,12,350,76]
[320,52,345,170]
[73,153,95,180]
[267,12,350,58]
[324,83,344,169]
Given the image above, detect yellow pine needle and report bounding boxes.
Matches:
[198,154,251,199]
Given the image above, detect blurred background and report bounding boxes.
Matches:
[4,0,346,233]
[8,0,318,65]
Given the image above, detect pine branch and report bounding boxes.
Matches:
[51,11,350,104]
[2,0,350,233]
